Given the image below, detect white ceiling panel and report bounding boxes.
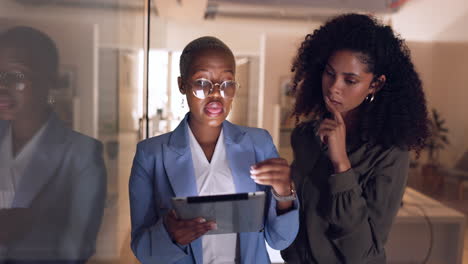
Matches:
[210,0,390,10]
[206,0,408,21]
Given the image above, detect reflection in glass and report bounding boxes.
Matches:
[0,26,106,263]
[0,0,148,263]
[148,50,186,136]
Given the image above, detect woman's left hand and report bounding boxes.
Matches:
[250,158,292,196]
[318,97,351,173]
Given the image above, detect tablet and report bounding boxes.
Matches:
[171,191,265,235]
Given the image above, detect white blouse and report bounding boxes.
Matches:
[188,126,238,264]
[0,120,48,209]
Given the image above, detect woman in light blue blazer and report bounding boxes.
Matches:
[129,36,299,264]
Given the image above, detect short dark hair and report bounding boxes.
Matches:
[179,36,234,80]
[0,26,59,82]
[291,13,430,153]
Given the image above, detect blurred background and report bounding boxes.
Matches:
[0,0,467,263]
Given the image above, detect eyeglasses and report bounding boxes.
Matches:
[188,78,239,99]
[0,72,27,92]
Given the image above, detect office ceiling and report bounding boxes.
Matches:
[205,0,410,21]
[210,0,391,10]
[12,0,411,21]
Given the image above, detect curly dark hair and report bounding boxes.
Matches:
[291,13,429,153]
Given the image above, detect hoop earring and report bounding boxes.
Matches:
[366,94,375,103]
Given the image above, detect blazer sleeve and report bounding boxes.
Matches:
[57,138,107,263]
[129,143,190,264]
[325,146,409,263]
[259,130,300,251]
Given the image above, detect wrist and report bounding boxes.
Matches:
[271,182,297,202]
[273,183,293,196]
[334,159,351,173]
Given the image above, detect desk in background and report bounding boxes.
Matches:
[267,187,466,264]
[387,187,465,264]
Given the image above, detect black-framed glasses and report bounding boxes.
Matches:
[0,71,27,92]
[188,78,239,99]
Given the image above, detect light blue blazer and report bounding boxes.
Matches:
[129,113,299,264]
[0,113,106,262]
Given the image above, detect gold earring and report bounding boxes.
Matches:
[47,94,55,105]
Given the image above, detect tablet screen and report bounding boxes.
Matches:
[171,191,266,235]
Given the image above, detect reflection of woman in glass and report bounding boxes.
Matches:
[280,14,430,263]
[0,26,106,263]
[129,36,299,263]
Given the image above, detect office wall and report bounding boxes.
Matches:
[162,18,316,54]
[262,33,305,144]
[391,0,468,42]
[404,40,468,167]
[430,42,468,166]
[399,0,468,167]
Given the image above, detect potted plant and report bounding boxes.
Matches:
[422,108,450,193]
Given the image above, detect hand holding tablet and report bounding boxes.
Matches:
[164,210,217,245]
[171,191,266,235]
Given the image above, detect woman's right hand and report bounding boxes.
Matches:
[164,210,217,245]
[318,97,351,173]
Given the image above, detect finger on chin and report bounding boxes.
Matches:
[324,97,344,123]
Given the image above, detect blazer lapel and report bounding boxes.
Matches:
[223,121,258,194]
[12,114,68,208]
[223,121,263,263]
[162,113,202,264]
[164,117,261,264]
[163,114,198,198]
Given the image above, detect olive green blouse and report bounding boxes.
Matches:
[281,121,409,264]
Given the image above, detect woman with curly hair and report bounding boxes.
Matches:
[278,13,430,263]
